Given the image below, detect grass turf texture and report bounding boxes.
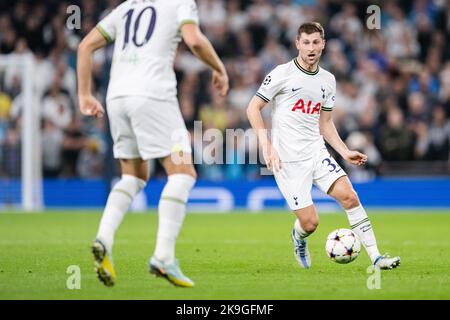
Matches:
[0,211,449,299]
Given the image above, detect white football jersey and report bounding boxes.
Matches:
[256,58,336,162]
[97,0,199,101]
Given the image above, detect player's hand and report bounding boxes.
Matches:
[212,70,229,96]
[78,95,105,118]
[343,150,367,166]
[262,142,282,172]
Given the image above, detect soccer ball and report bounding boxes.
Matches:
[325,228,361,264]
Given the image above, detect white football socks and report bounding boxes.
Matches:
[96,174,147,253]
[154,174,196,264]
[346,205,381,262]
[294,219,311,240]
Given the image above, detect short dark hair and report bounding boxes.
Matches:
[297,22,325,39]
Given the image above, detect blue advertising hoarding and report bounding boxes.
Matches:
[1,177,450,211]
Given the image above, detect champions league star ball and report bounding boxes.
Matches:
[325,228,361,264]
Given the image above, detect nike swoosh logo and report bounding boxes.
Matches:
[292,87,302,92]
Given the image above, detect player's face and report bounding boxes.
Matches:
[295,32,325,66]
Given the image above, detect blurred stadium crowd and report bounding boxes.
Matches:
[0,0,450,181]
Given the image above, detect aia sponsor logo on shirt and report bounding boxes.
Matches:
[291,98,321,114]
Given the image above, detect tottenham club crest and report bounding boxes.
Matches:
[321,86,326,99]
[263,75,272,86]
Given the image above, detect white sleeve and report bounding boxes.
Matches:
[177,0,199,27]
[96,8,121,42]
[255,67,283,102]
[321,75,336,112]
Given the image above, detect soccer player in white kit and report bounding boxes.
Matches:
[77,0,228,287]
[247,22,400,270]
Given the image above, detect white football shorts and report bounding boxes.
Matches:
[106,96,192,160]
[274,146,347,210]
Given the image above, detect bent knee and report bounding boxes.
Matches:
[183,166,197,180]
[303,219,319,233]
[120,159,149,182]
[173,165,197,180]
[340,190,360,209]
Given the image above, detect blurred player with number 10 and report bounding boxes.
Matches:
[77,0,228,288]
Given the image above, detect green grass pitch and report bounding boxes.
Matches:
[0,210,449,299]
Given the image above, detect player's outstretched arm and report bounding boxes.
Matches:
[247,96,281,171]
[181,24,229,96]
[77,28,107,118]
[319,110,367,166]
